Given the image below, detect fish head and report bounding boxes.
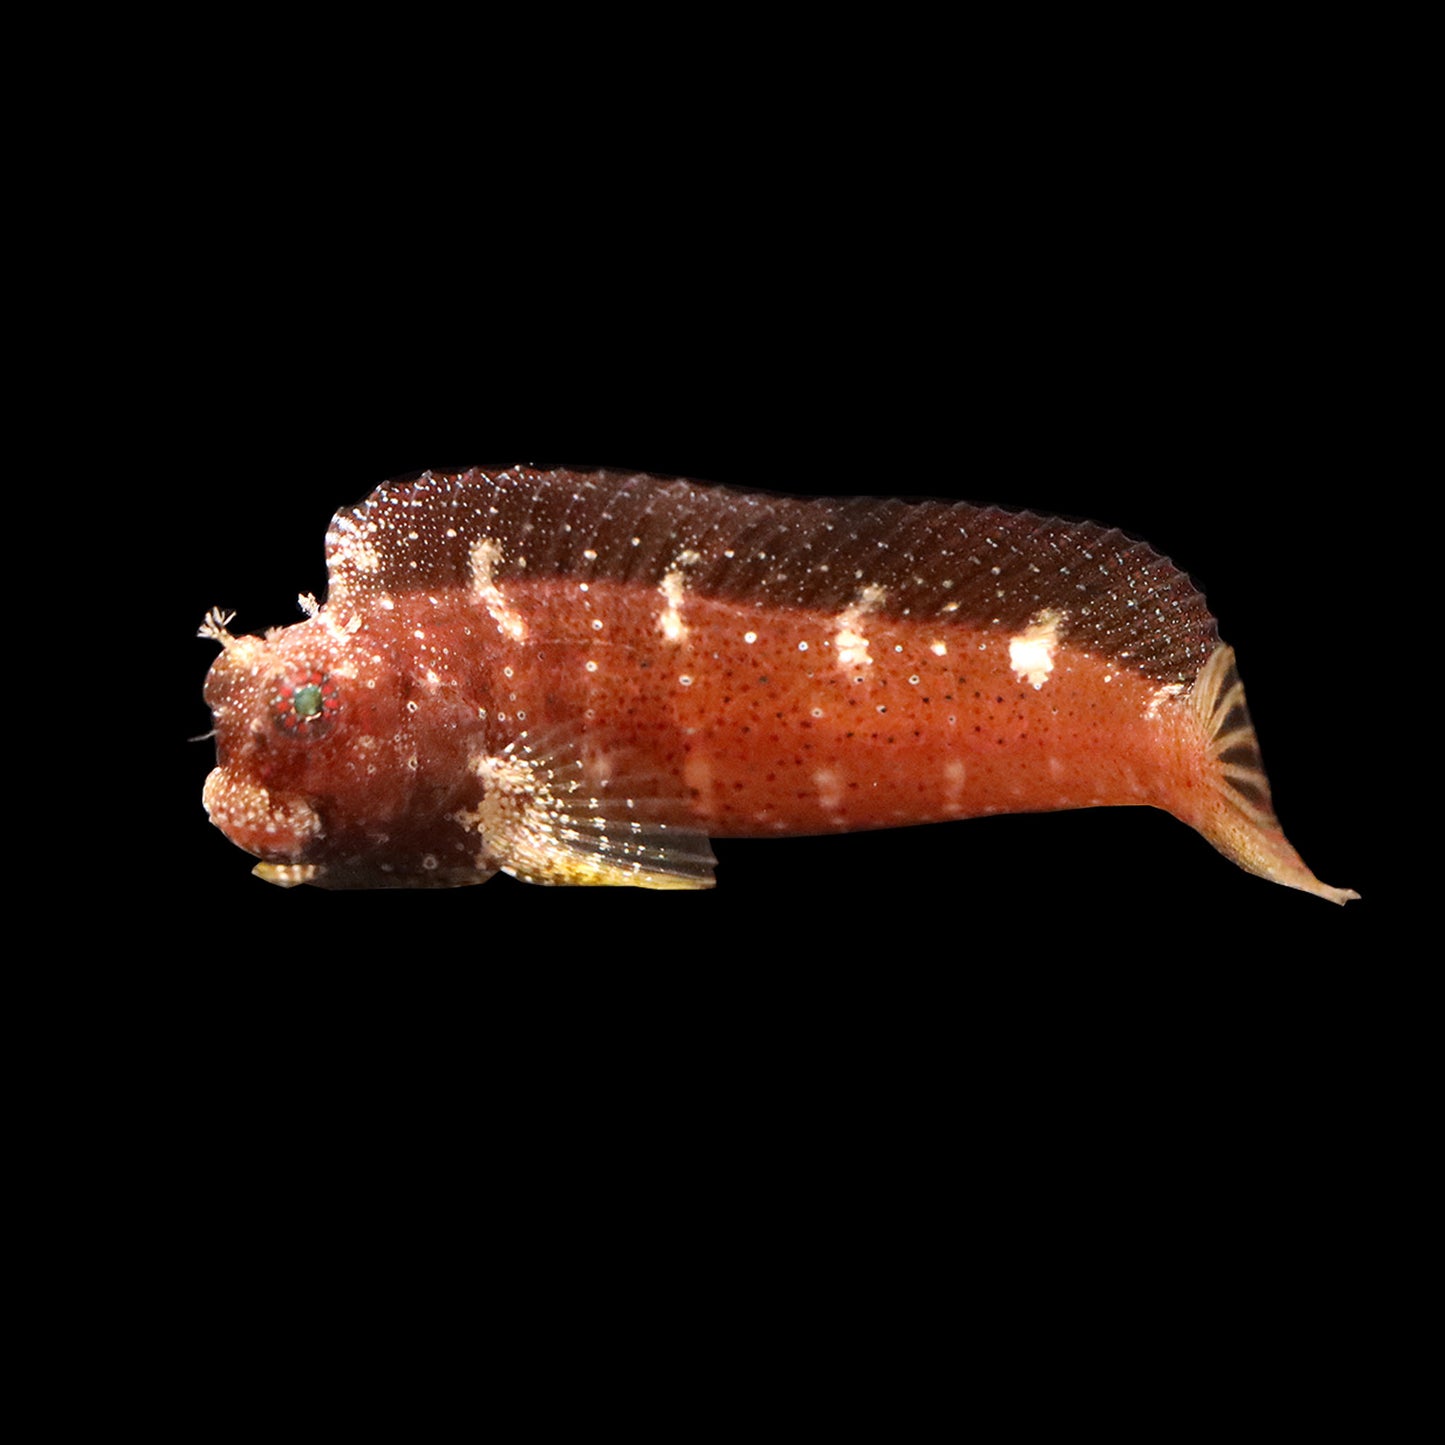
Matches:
[200,610,488,889]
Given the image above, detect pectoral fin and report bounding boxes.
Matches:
[461,729,717,889]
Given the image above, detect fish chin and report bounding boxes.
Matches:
[259,857,492,889]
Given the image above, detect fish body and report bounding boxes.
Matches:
[201,466,1355,902]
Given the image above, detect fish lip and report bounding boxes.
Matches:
[202,767,325,864]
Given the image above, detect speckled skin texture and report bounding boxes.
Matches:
[201,466,1355,900]
[495,581,1182,832]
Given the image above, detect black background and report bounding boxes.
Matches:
[131,84,1394,1074]
[145,251,1399,1358]
[64,43,1423,1379]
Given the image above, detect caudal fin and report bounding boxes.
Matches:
[1186,646,1358,905]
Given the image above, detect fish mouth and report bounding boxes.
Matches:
[202,768,324,866]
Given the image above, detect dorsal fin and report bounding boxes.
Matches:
[325,466,1219,685]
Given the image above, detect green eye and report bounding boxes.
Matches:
[273,667,340,735]
[292,683,324,717]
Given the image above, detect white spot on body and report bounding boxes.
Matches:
[813,767,845,815]
[1009,608,1066,689]
[1145,682,1184,719]
[834,584,885,671]
[943,758,967,813]
[469,537,528,641]
[658,568,689,643]
[347,540,382,573]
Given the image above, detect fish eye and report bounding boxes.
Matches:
[272,665,340,735]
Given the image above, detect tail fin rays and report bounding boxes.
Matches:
[1186,645,1359,905]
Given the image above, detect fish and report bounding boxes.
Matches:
[199,465,1356,902]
